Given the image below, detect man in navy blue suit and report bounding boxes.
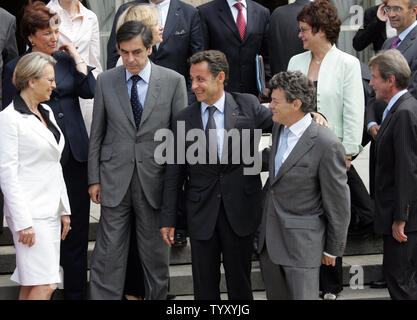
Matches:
[198,0,270,97]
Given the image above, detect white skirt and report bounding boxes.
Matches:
[8,216,62,286]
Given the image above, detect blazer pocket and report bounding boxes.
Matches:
[100,147,112,161]
[284,217,321,230]
[186,192,200,203]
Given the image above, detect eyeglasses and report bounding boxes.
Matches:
[298,27,312,34]
[42,77,56,84]
[384,6,404,14]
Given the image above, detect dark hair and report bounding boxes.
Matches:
[297,0,341,45]
[269,71,316,113]
[189,50,229,86]
[20,1,59,47]
[116,20,153,49]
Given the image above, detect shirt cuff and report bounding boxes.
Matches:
[323,251,337,259]
[367,121,378,133]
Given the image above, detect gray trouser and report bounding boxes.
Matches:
[260,249,320,300]
[89,169,169,300]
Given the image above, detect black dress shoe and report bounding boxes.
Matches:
[167,293,176,300]
[370,279,387,289]
[172,232,187,248]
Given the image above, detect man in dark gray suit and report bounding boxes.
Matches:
[369,49,417,300]
[258,71,350,300]
[88,21,187,300]
[268,0,309,75]
[0,7,18,234]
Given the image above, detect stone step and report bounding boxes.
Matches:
[0,234,383,274]
[174,286,390,300]
[0,254,384,300]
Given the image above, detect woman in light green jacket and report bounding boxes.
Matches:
[287,0,365,300]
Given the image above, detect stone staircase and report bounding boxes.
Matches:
[0,144,390,300]
[0,216,389,300]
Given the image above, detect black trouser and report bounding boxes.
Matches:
[190,202,254,300]
[61,152,90,300]
[123,212,145,298]
[383,232,417,300]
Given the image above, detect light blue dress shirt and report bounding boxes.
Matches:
[125,60,151,108]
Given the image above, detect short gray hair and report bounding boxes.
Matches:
[13,52,56,91]
[368,49,410,90]
[269,71,316,113]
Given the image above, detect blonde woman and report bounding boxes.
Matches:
[0,52,71,300]
[116,4,163,67]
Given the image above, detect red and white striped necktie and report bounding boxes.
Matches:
[234,2,246,40]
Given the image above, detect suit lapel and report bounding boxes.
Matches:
[115,66,136,129]
[25,114,61,152]
[159,0,180,50]
[139,63,161,132]
[377,92,409,145]
[223,92,239,132]
[221,92,240,160]
[271,121,317,185]
[218,0,242,43]
[398,25,417,53]
[269,123,281,183]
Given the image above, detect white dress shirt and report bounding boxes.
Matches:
[226,0,247,24]
[149,0,171,28]
[201,93,226,159]
[278,113,312,165]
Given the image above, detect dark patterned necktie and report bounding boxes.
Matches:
[205,106,218,160]
[130,75,143,129]
[390,36,400,49]
[234,2,246,40]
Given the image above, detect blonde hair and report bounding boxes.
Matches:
[13,52,56,91]
[116,4,158,31]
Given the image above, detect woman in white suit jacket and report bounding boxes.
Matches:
[0,52,71,300]
[287,0,364,300]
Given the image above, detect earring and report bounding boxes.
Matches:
[31,42,36,47]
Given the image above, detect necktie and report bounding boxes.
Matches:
[130,75,143,129]
[390,36,400,49]
[234,2,246,40]
[206,106,218,160]
[274,127,289,176]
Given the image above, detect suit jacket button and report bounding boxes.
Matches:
[58,113,64,119]
[217,194,221,198]
[131,159,135,163]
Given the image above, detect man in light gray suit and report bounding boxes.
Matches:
[88,21,187,300]
[257,71,350,300]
